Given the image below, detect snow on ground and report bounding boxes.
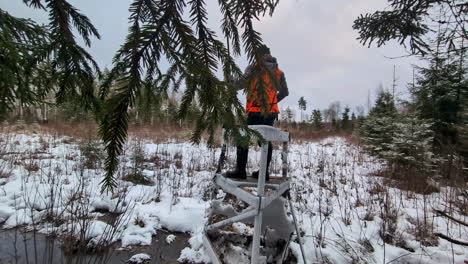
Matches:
[128,253,151,263]
[0,131,466,263]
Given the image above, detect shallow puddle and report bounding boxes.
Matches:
[0,229,190,264]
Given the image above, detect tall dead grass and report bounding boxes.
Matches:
[0,121,192,142]
[2,120,360,146]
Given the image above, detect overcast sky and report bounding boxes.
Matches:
[3,0,421,115]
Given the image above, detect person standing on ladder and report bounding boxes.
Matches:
[226,45,289,181]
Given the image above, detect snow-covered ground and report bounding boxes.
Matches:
[0,131,466,263]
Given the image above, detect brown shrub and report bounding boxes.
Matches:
[280,126,351,143]
[371,167,440,195]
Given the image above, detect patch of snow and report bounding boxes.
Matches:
[166,234,176,244]
[127,253,151,264]
[121,212,160,247]
[178,231,211,263]
[136,197,207,233]
[4,209,34,228]
[232,222,253,236]
[0,205,14,223]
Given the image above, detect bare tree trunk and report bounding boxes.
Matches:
[18,100,23,121]
[44,103,48,122]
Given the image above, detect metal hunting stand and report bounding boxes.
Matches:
[203,125,307,264]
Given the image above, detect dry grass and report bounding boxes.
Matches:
[2,121,359,147]
[128,123,192,142]
[277,125,353,143]
[0,121,193,142]
[371,168,440,195]
[0,121,99,139]
[407,216,439,247]
[122,172,154,186]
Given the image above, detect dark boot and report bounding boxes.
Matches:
[226,146,248,180]
[226,168,247,179]
[252,142,272,181]
[252,170,269,181]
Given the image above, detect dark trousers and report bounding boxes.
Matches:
[236,112,277,172]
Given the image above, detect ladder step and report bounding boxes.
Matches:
[214,174,291,209]
[206,209,257,231]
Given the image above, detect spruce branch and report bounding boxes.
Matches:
[218,0,241,56]
[0,10,49,118]
[353,0,467,55]
[99,0,281,192]
[23,0,45,10]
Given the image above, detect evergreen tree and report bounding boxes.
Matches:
[351,112,357,131]
[361,90,436,172]
[311,109,323,130]
[387,116,435,171]
[341,106,350,131]
[0,10,49,118]
[1,1,102,120]
[185,102,202,125]
[134,78,168,125]
[458,108,468,173]
[360,90,398,158]
[298,96,307,122]
[166,97,179,124]
[353,0,467,177]
[410,42,467,149]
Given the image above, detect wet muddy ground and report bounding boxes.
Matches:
[0,229,190,264]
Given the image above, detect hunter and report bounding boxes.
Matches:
[226,45,289,181]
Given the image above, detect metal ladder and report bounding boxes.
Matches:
[203,125,307,264]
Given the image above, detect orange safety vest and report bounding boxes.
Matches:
[246,69,282,113]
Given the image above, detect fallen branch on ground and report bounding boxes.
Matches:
[434,209,468,227]
[434,233,468,247]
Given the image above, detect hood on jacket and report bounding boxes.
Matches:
[264,54,278,70]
